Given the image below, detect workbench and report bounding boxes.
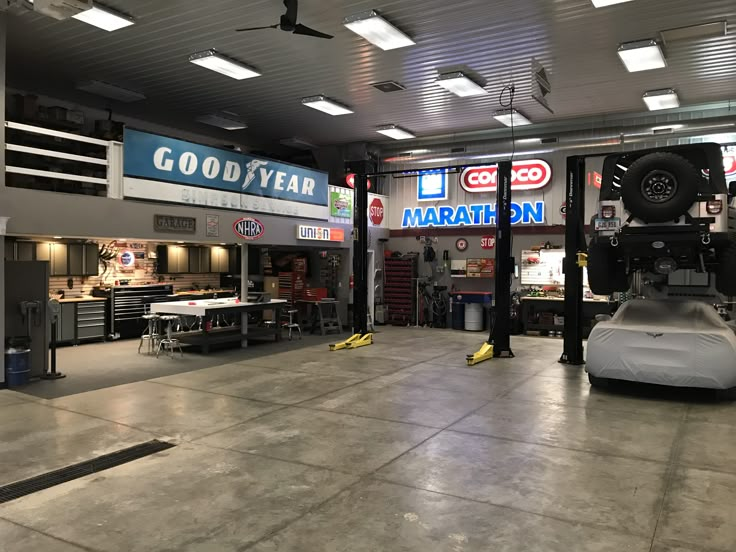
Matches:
[151,298,287,353]
[521,296,615,337]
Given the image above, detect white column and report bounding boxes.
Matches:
[240,244,248,348]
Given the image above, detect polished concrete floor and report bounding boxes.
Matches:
[1,327,735,551]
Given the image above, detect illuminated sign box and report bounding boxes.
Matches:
[417,170,448,201]
[297,225,345,242]
[401,201,545,228]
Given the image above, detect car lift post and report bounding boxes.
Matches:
[330,161,373,350]
[560,155,586,365]
[467,160,514,365]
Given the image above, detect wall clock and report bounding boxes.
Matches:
[456,238,468,252]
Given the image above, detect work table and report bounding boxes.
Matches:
[57,297,107,304]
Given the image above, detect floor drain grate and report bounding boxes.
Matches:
[0,439,175,504]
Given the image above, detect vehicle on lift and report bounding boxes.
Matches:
[587,143,736,296]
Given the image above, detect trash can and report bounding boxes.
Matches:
[5,337,31,388]
[465,303,484,331]
[451,302,465,330]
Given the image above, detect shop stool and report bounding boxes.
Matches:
[157,315,184,358]
[138,313,161,355]
[318,299,342,336]
[282,309,302,340]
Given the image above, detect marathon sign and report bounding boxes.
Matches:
[401,201,545,229]
[460,159,552,193]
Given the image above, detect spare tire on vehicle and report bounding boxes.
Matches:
[621,152,699,223]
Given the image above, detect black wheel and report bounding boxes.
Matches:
[716,236,736,296]
[587,240,629,295]
[621,152,699,223]
[588,373,610,389]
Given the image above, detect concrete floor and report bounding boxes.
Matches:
[0,327,735,551]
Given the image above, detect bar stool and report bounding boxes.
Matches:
[282,309,302,340]
[157,315,183,358]
[138,313,161,355]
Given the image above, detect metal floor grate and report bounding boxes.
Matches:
[0,440,175,504]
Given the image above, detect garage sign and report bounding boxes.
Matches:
[401,201,545,228]
[233,217,264,240]
[460,159,552,193]
[481,236,496,249]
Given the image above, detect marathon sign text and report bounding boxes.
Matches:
[123,129,328,207]
[401,201,545,229]
[460,159,552,193]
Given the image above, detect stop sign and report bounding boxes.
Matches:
[369,197,384,226]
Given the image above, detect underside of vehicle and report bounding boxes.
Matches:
[588,143,736,296]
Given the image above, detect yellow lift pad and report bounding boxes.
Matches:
[329,333,374,351]
[466,342,494,366]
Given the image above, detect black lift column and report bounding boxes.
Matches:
[491,161,514,358]
[560,155,586,365]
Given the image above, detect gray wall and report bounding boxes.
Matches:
[1,13,7,381]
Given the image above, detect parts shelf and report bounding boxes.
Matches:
[384,256,417,326]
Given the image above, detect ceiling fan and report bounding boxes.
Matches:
[236,0,333,39]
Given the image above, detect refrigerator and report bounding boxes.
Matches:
[4,261,49,380]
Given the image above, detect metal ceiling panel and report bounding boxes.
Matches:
[5,0,736,150]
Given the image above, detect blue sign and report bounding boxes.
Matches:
[401,201,545,228]
[417,170,448,202]
[123,129,328,206]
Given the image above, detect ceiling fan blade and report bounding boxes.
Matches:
[293,23,333,39]
[282,0,298,28]
[235,24,279,32]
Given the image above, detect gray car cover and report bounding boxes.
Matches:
[586,299,736,389]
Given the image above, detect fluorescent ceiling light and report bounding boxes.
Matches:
[343,10,415,50]
[376,125,415,140]
[643,89,680,110]
[435,72,487,97]
[280,137,317,150]
[189,50,261,80]
[591,0,634,7]
[196,114,247,130]
[660,21,727,44]
[72,4,134,32]
[617,39,666,72]
[493,109,532,127]
[652,124,685,132]
[76,80,146,102]
[301,95,353,116]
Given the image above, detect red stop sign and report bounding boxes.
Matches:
[369,197,384,226]
[480,236,496,249]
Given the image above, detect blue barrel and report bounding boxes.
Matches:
[5,346,31,387]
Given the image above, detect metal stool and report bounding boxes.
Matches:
[157,315,183,358]
[138,313,161,355]
[282,309,302,340]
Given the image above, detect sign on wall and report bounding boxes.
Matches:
[296,225,345,242]
[466,258,495,278]
[369,197,385,226]
[417,170,448,201]
[480,236,496,249]
[206,214,220,237]
[460,159,552,193]
[123,129,329,219]
[401,201,545,228]
[330,190,353,218]
[154,214,197,233]
[233,217,264,240]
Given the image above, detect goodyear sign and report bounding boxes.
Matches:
[123,129,328,207]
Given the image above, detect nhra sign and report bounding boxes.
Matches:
[401,201,545,228]
[460,159,552,193]
[233,217,264,240]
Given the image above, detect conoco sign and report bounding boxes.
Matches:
[460,159,552,193]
